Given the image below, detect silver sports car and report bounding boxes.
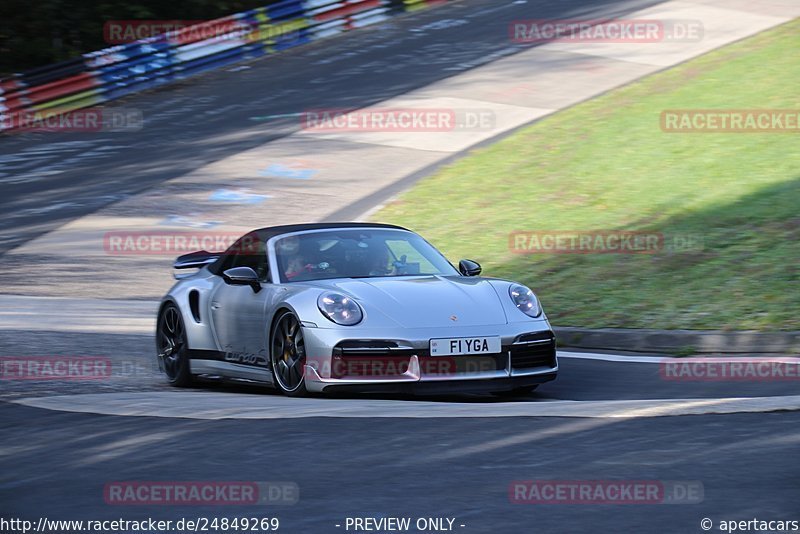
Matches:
[156,223,557,396]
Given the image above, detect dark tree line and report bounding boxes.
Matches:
[0,0,273,76]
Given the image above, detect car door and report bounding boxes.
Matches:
[209,234,272,371]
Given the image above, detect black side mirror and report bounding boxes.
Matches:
[223,267,261,292]
[458,259,482,277]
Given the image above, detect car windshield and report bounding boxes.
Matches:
[273,229,459,283]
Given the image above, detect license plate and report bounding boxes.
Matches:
[429,336,501,356]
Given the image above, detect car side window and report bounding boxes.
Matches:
[220,234,270,281]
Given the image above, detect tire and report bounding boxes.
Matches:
[156,303,193,387]
[270,310,309,397]
[492,385,538,397]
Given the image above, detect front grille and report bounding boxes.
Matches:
[331,340,413,379]
[331,340,507,378]
[330,334,557,377]
[333,339,401,352]
[510,332,557,370]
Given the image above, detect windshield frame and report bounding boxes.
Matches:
[266,227,459,284]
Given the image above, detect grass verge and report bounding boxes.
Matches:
[372,20,800,330]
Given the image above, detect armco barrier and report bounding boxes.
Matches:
[0,0,445,132]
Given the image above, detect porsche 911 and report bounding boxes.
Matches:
[156,223,557,396]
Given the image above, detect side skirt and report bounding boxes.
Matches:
[189,351,274,385]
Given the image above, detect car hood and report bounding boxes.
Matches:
[307,276,508,328]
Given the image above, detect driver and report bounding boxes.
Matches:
[277,236,308,280]
[279,236,331,280]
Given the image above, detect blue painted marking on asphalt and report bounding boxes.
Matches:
[259,163,317,180]
[159,215,222,229]
[208,189,270,204]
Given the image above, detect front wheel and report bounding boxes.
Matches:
[270,311,308,397]
[156,303,192,387]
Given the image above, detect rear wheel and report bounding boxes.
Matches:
[156,304,192,387]
[271,311,308,397]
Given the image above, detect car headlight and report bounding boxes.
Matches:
[509,284,542,318]
[317,292,363,326]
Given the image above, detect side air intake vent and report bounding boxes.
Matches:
[188,291,201,323]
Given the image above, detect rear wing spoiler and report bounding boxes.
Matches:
[173,250,219,270]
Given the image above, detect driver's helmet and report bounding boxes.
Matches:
[276,235,301,256]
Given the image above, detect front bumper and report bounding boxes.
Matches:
[301,322,557,393]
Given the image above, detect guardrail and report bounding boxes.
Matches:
[0,0,446,132]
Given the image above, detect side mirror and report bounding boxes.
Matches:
[458,259,482,277]
[223,267,261,292]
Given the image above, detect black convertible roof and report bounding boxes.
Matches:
[189,222,411,273]
[252,222,409,241]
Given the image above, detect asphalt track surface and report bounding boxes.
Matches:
[0,0,667,256]
[2,334,799,532]
[2,0,799,532]
[2,404,799,533]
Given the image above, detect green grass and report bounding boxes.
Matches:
[372,20,800,331]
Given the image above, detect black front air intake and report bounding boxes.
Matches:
[510,332,557,370]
